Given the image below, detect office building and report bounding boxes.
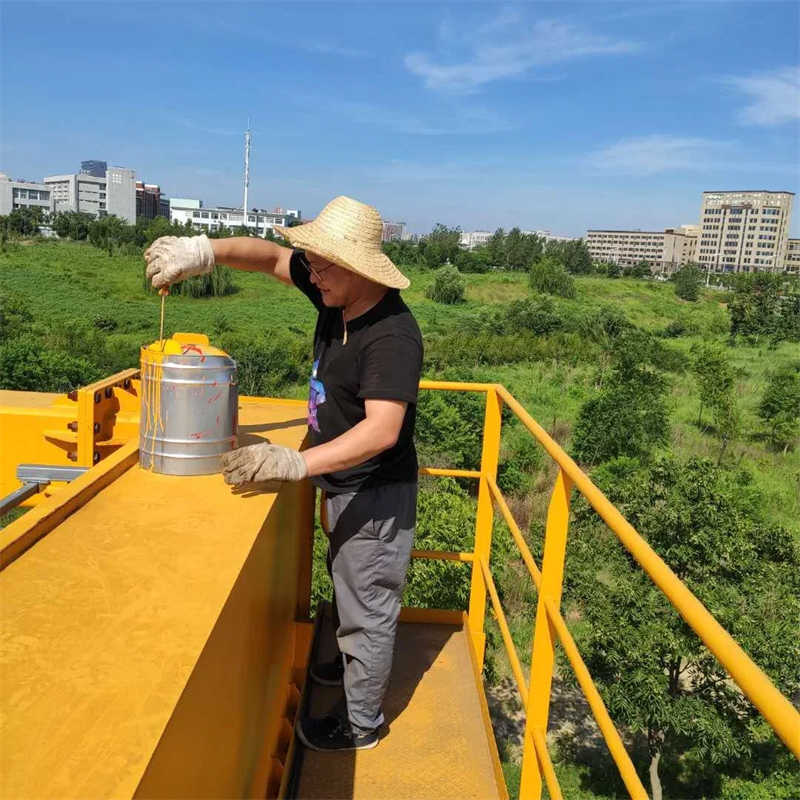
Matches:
[460,231,492,249]
[382,221,406,242]
[170,201,300,235]
[786,239,800,274]
[586,228,696,273]
[136,182,168,220]
[80,160,107,178]
[44,167,136,223]
[0,174,54,216]
[696,190,794,273]
[523,230,576,243]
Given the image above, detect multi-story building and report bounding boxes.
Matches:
[80,160,107,178]
[0,173,54,216]
[785,239,800,274]
[460,230,492,249]
[136,182,169,220]
[44,167,136,223]
[170,201,300,236]
[381,221,406,242]
[586,228,696,273]
[696,190,794,273]
[524,230,576,243]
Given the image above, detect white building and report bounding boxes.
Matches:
[382,221,406,242]
[460,230,492,249]
[523,230,576,243]
[586,228,696,274]
[785,238,800,274]
[0,174,54,216]
[696,190,794,273]
[44,167,136,223]
[170,200,300,236]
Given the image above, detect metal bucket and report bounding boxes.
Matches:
[139,333,238,475]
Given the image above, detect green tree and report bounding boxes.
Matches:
[691,344,734,428]
[546,238,593,274]
[674,264,703,301]
[567,457,800,800]
[572,333,670,464]
[486,228,506,268]
[426,264,465,304]
[423,224,461,269]
[529,256,576,298]
[728,273,800,343]
[758,363,800,452]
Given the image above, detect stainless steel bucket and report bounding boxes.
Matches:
[139,333,238,475]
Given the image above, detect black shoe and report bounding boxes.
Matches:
[296,714,379,752]
[310,655,345,686]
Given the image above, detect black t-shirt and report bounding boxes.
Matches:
[289,250,423,493]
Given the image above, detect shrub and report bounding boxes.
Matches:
[0,335,101,391]
[504,296,563,335]
[403,478,474,609]
[758,363,800,451]
[674,264,704,301]
[529,256,576,298]
[426,265,466,304]
[220,333,307,396]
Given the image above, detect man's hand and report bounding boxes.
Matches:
[221,442,308,486]
[144,234,215,289]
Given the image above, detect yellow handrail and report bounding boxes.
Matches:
[414,380,800,800]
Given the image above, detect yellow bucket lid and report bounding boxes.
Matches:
[141,332,229,360]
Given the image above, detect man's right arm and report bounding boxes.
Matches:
[210,237,294,286]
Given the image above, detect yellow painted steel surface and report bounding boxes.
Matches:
[0,376,140,506]
[0,397,312,799]
[296,610,507,800]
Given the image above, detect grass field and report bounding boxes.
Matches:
[2,239,797,531]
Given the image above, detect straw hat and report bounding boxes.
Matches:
[274,196,409,290]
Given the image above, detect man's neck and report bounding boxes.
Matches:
[342,285,389,322]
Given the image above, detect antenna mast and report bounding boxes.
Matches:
[243,118,251,227]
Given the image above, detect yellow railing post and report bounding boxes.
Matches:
[467,386,502,668]
[520,468,573,799]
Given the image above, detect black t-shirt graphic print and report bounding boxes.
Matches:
[289,250,423,493]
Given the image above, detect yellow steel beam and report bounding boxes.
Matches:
[468,388,502,667]
[420,467,481,479]
[543,597,649,800]
[521,468,573,800]
[479,557,528,708]
[419,380,495,392]
[495,384,800,759]
[411,549,475,562]
[530,727,563,800]
[1,399,312,800]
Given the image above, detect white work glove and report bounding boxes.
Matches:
[144,234,215,289]
[221,442,308,486]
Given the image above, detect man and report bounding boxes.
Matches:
[145,195,423,752]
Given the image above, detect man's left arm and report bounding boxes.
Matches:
[220,399,406,486]
[302,398,407,476]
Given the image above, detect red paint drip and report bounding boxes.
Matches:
[208,390,223,404]
[181,344,203,355]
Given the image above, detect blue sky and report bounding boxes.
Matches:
[2,1,799,235]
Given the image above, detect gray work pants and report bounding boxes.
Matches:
[324,482,417,734]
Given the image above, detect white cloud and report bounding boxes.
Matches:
[588,134,794,176]
[290,93,513,136]
[405,18,639,92]
[726,66,800,126]
[588,135,733,175]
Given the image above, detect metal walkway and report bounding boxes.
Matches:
[291,607,507,800]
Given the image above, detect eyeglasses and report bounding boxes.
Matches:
[302,254,335,281]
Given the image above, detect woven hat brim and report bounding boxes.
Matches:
[275,223,410,290]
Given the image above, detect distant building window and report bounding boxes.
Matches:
[193,211,200,218]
